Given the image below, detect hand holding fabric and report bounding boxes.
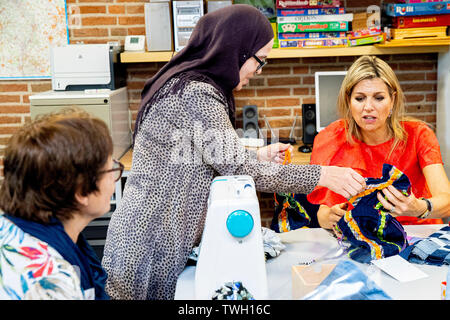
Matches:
[376,185,427,217]
[318,166,367,200]
[318,203,348,230]
[257,142,294,164]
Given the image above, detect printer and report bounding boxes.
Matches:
[50,43,126,91]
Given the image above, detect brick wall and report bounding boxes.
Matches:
[0,0,440,227]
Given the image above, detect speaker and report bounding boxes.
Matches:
[302,103,317,145]
[243,105,259,138]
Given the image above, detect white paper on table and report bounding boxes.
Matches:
[371,255,429,282]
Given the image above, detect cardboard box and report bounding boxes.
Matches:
[292,264,336,299]
[352,11,381,32]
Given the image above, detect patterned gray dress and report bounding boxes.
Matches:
[102,78,321,299]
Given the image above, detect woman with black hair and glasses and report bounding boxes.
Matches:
[0,107,124,300]
[102,4,366,300]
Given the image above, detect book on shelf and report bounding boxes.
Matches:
[392,13,450,28]
[352,11,381,32]
[278,21,348,32]
[279,37,347,48]
[278,31,346,39]
[277,13,353,23]
[276,0,340,9]
[276,7,345,16]
[384,2,450,17]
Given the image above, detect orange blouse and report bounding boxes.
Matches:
[307,120,444,225]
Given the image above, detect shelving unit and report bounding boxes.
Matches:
[120,38,450,63]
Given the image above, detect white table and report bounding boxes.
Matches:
[175,224,448,300]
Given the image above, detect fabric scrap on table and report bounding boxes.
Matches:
[400,226,450,266]
[212,281,254,300]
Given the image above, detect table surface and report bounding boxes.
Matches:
[175,224,448,300]
[119,143,312,171]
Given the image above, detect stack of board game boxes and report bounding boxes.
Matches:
[276,0,353,48]
[384,0,450,40]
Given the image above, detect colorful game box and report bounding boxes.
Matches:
[277,13,353,23]
[347,33,385,46]
[392,13,450,28]
[278,31,346,39]
[384,2,450,17]
[278,21,348,32]
[276,0,341,9]
[276,7,345,16]
[279,37,348,48]
[348,28,382,38]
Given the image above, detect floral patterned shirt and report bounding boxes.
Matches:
[0,215,85,299]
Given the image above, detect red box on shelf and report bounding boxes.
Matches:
[393,14,450,28]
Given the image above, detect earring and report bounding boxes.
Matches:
[389,109,393,117]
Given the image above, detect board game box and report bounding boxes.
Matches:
[384,2,450,17]
[278,21,348,32]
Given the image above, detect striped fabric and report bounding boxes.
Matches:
[337,164,409,264]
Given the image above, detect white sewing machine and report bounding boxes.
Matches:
[195,175,268,299]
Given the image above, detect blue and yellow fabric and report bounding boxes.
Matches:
[337,164,409,264]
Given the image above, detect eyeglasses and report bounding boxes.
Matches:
[253,55,267,73]
[99,159,124,182]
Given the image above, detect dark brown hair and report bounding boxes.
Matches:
[0,107,113,223]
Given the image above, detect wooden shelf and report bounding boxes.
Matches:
[120,38,450,63]
[120,51,174,63]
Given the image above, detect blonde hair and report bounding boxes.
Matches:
[337,55,413,158]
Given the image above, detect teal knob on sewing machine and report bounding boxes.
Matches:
[226,210,254,238]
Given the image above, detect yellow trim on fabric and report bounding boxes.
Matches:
[348,167,403,205]
[344,210,383,260]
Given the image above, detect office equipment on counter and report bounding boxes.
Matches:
[51,43,126,91]
[124,35,146,52]
[29,87,131,160]
[145,2,174,51]
[315,71,346,132]
[172,0,204,52]
[195,176,268,299]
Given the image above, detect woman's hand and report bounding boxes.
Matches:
[257,142,294,164]
[317,203,348,230]
[318,166,366,199]
[376,185,427,217]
